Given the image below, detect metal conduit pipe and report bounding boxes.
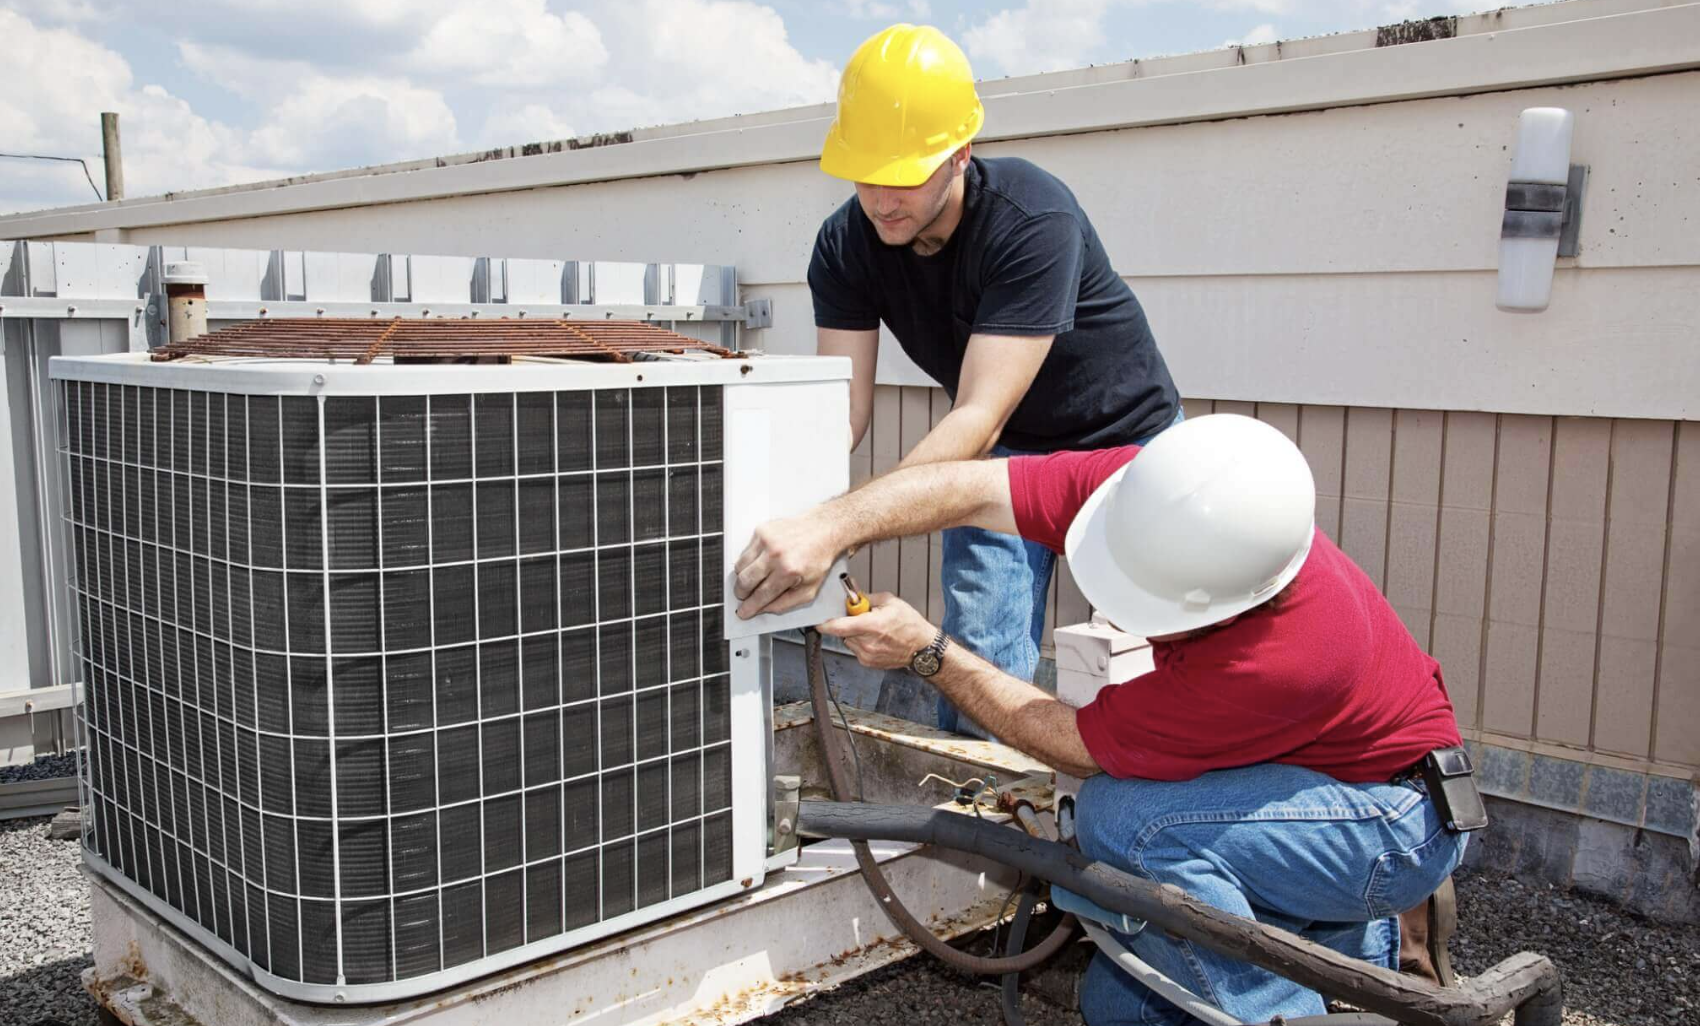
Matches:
[795,800,1564,1026]
[803,629,1077,975]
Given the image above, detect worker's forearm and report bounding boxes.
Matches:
[849,392,873,451]
[818,460,1012,556]
[896,405,1004,469]
[931,646,1100,779]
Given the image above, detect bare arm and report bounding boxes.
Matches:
[734,458,1018,619]
[818,327,879,450]
[819,594,1100,778]
[897,332,1052,468]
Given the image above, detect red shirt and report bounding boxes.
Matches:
[1008,446,1462,784]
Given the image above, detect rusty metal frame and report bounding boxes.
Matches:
[150,317,737,364]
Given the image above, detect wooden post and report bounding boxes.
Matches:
[100,112,123,201]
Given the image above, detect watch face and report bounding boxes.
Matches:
[912,650,942,678]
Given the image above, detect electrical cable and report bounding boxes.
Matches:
[1000,886,1041,1026]
[0,153,104,200]
[821,655,866,800]
[803,628,1076,975]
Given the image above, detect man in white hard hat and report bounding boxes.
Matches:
[733,414,1475,1026]
[811,24,1181,738]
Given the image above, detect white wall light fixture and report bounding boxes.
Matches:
[1497,107,1587,313]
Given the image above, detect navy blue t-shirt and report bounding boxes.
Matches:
[808,156,1178,452]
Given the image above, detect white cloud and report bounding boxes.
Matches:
[480,103,579,147]
[169,41,462,174]
[408,0,609,88]
[582,0,839,130]
[1223,22,1280,46]
[247,76,459,169]
[840,0,931,19]
[0,9,285,213]
[179,0,607,95]
[0,0,841,213]
[1205,0,1295,16]
[962,0,1111,78]
[2,0,101,22]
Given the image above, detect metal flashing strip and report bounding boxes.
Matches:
[0,298,753,327]
[0,682,83,719]
[2,242,753,351]
[0,775,79,821]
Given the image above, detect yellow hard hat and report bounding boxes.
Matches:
[820,24,985,187]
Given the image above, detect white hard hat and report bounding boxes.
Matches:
[1064,414,1316,638]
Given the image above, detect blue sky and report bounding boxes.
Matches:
[2,0,1496,216]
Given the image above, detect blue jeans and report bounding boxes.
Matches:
[937,409,1183,736]
[1074,764,1468,1026]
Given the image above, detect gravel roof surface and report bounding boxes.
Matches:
[0,753,77,784]
[0,813,92,1026]
[1,812,1695,1026]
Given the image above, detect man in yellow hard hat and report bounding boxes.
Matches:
[808,24,1182,737]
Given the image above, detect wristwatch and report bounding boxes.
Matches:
[909,628,951,678]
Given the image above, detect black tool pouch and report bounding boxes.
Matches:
[1421,746,1489,833]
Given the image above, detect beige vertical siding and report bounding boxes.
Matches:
[1386,409,1444,651]
[856,385,1699,775]
[1658,422,1700,767]
[1594,422,1675,757]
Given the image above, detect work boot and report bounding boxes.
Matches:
[1397,876,1459,988]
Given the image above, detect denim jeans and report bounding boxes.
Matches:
[1073,764,1468,1026]
[937,408,1183,737]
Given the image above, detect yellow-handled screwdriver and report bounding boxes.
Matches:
[840,572,870,616]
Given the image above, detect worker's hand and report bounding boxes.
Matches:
[818,593,936,671]
[733,513,844,619]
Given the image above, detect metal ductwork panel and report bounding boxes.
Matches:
[50,339,849,1003]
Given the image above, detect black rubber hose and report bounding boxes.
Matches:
[1001,887,1039,1026]
[804,629,1075,975]
[797,799,1564,1026]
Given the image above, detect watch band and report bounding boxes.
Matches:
[910,628,951,678]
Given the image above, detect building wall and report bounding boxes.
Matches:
[857,386,1699,780]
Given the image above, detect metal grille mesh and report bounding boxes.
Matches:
[61,379,732,988]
